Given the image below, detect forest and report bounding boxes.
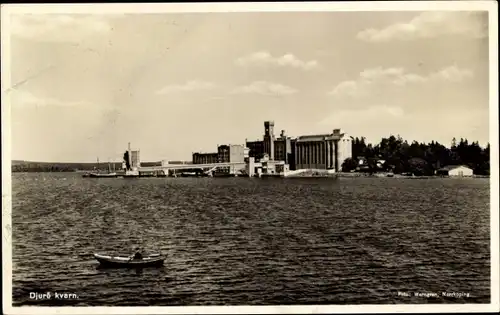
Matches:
[342,136,490,176]
[11,160,161,173]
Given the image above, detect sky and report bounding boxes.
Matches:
[4,7,492,162]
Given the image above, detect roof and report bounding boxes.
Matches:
[217,144,244,148]
[246,140,263,144]
[438,165,472,171]
[296,133,346,142]
[193,152,218,156]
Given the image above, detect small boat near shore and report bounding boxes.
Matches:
[83,158,118,178]
[94,253,165,268]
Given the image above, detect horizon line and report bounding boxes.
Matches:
[11,136,490,165]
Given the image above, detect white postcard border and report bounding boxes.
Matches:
[2,1,498,314]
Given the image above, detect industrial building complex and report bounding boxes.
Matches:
[188,121,352,177]
[76,120,483,179]
[112,121,352,178]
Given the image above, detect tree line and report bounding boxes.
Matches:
[12,136,490,175]
[11,161,122,173]
[341,136,490,176]
[11,161,162,173]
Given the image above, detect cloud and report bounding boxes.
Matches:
[9,89,93,108]
[319,105,406,134]
[357,11,487,42]
[235,51,319,70]
[156,80,217,94]
[321,105,405,124]
[329,65,474,97]
[9,14,121,43]
[434,65,474,82]
[328,80,363,97]
[231,81,297,96]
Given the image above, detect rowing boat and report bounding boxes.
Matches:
[94,253,164,268]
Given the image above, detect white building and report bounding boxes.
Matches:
[437,165,473,177]
[294,128,352,171]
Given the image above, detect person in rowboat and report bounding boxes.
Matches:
[132,248,143,260]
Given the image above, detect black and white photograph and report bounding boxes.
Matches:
[2,1,499,314]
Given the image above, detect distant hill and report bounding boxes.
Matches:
[11,160,162,172]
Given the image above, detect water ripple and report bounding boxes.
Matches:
[11,173,490,305]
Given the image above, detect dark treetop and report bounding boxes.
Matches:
[342,136,490,176]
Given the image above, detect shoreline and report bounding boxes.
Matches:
[334,172,489,179]
[11,171,489,179]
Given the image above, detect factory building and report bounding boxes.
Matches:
[131,150,141,168]
[189,121,352,175]
[123,143,141,171]
[295,129,352,171]
[274,129,294,167]
[245,121,280,161]
[193,144,246,166]
[192,152,218,164]
[217,144,245,163]
[245,122,295,169]
[246,140,265,160]
[217,144,246,175]
[244,147,250,160]
[263,121,276,161]
[245,122,352,172]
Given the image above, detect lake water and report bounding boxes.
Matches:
[10,173,490,305]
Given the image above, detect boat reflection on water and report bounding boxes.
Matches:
[95,264,145,276]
